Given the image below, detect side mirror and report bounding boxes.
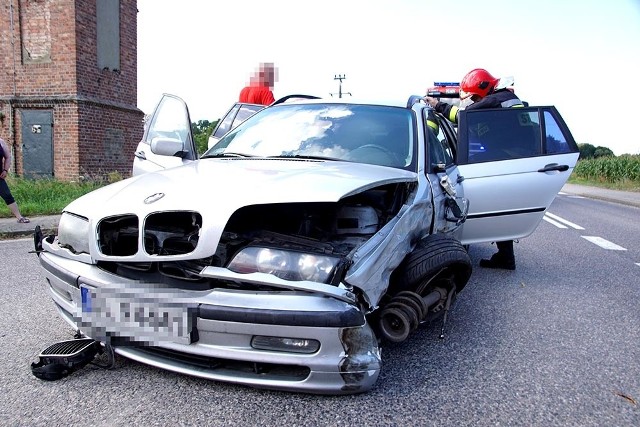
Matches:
[150,137,186,158]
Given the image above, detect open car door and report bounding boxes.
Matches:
[457,106,579,245]
[132,94,197,176]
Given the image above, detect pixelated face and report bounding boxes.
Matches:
[256,62,277,87]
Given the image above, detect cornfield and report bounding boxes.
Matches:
[572,155,640,183]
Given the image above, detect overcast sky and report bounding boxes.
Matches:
[137,0,640,155]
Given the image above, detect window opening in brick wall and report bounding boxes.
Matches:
[20,0,52,64]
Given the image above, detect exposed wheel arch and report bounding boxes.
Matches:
[389,234,472,297]
[373,234,472,344]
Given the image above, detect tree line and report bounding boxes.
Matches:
[191,119,219,155]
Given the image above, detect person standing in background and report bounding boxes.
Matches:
[0,137,30,223]
[239,62,278,105]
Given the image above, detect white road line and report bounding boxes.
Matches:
[636,263,640,267]
[582,236,627,251]
[543,216,567,228]
[545,212,585,230]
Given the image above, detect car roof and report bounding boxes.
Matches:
[273,96,420,109]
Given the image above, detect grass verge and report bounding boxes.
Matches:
[567,176,640,192]
[0,177,105,218]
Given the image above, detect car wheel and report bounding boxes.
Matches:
[376,235,471,343]
[390,234,472,300]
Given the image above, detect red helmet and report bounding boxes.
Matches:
[460,68,499,99]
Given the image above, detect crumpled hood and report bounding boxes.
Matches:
[66,159,417,261]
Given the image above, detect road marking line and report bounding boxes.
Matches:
[543,216,567,228]
[545,212,585,230]
[582,236,627,251]
[636,263,640,267]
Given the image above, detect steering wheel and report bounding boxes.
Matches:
[350,144,402,166]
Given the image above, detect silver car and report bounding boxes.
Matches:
[36,94,579,394]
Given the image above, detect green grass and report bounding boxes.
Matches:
[569,154,640,192]
[0,177,105,218]
[567,175,640,192]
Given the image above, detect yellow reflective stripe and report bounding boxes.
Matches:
[502,99,524,108]
[511,104,524,108]
[427,120,438,131]
[448,106,459,122]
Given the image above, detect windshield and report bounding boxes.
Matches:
[203,104,416,170]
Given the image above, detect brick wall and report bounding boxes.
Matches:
[0,0,143,181]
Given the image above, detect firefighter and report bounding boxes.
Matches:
[424,68,524,270]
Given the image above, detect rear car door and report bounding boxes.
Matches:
[132,94,197,176]
[456,106,579,244]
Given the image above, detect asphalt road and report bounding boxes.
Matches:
[0,191,638,426]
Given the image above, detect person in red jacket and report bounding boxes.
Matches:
[239,62,278,105]
[424,68,524,270]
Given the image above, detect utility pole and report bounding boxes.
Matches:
[331,74,352,98]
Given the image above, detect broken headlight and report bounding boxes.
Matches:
[58,212,91,255]
[227,247,340,283]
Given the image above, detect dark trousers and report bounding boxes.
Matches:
[0,178,16,205]
[496,240,514,260]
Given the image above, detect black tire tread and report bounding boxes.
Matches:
[390,234,472,294]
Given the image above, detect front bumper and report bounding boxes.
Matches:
[38,249,382,395]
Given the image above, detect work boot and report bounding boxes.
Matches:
[479,240,516,270]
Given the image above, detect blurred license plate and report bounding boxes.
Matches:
[80,285,195,345]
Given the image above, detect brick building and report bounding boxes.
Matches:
[0,0,143,181]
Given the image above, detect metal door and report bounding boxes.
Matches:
[456,106,579,245]
[21,110,54,178]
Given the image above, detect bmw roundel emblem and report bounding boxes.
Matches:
[144,192,165,204]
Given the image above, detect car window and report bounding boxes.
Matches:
[424,111,455,171]
[147,95,191,145]
[544,110,573,154]
[213,104,240,139]
[232,104,263,129]
[465,109,542,163]
[206,104,416,170]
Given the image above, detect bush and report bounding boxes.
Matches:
[578,143,596,159]
[192,119,218,155]
[593,146,615,158]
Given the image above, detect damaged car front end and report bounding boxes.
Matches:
[36,98,473,394]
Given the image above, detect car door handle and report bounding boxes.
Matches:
[135,150,147,160]
[456,175,465,183]
[538,163,569,173]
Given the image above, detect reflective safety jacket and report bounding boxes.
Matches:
[434,89,523,123]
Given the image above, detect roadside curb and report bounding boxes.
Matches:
[0,226,58,240]
[0,215,61,240]
[561,184,640,209]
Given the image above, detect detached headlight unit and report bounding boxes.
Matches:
[58,212,91,255]
[227,247,340,283]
